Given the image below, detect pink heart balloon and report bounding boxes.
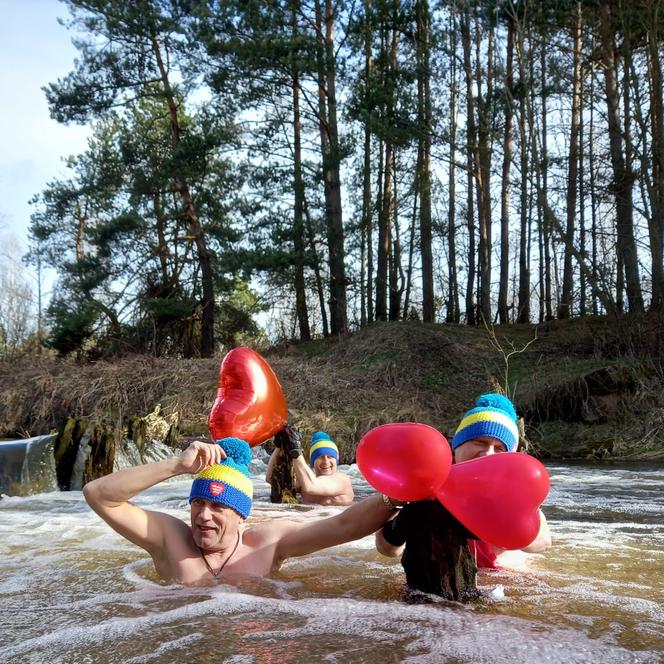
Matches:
[208,347,288,447]
[356,423,452,502]
[434,453,550,550]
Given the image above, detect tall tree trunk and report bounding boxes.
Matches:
[460,9,477,325]
[303,199,330,336]
[375,132,387,320]
[315,0,348,333]
[475,16,493,324]
[389,156,402,320]
[151,31,215,357]
[589,44,600,315]
[447,6,460,324]
[539,35,553,322]
[291,2,310,340]
[579,52,587,316]
[377,17,398,322]
[403,181,418,319]
[416,0,434,322]
[558,3,582,319]
[387,11,401,322]
[499,15,514,324]
[361,0,373,326]
[515,18,530,324]
[597,0,643,313]
[647,17,664,311]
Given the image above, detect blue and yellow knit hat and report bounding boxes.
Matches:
[309,431,339,467]
[189,437,253,519]
[451,393,519,452]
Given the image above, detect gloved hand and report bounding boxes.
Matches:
[281,424,303,459]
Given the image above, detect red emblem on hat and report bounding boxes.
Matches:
[209,481,225,497]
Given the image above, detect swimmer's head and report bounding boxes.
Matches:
[189,437,253,519]
[452,392,519,456]
[309,431,339,470]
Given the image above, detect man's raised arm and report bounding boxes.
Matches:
[83,441,224,553]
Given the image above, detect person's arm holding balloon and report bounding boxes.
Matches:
[520,509,551,553]
[271,492,398,563]
[374,508,405,557]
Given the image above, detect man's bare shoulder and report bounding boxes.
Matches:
[243,516,315,546]
[146,509,195,551]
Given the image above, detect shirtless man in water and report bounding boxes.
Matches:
[266,430,354,506]
[83,437,392,586]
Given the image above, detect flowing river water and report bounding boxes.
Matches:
[0,442,662,663]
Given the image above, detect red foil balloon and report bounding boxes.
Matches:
[208,347,287,447]
[435,453,550,550]
[356,423,452,502]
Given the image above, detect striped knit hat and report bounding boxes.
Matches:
[309,431,339,467]
[189,438,253,519]
[451,393,519,453]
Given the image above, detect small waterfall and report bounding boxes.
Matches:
[69,434,92,491]
[1,434,175,497]
[114,438,144,470]
[0,435,58,496]
[142,439,176,463]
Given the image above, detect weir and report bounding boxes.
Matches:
[0,435,58,496]
[0,434,174,497]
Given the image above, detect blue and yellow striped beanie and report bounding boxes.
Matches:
[451,393,519,453]
[189,437,253,519]
[309,431,339,467]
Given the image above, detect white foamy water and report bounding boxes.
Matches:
[0,459,662,663]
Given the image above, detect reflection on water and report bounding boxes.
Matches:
[0,461,662,663]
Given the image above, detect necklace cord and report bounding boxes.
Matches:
[200,530,240,578]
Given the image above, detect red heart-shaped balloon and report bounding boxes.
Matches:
[356,423,452,502]
[208,347,288,447]
[434,453,550,550]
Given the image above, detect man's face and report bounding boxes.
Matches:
[453,436,507,463]
[190,498,243,551]
[314,454,337,476]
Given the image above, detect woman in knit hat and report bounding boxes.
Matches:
[83,437,395,586]
[266,430,354,506]
[375,393,551,592]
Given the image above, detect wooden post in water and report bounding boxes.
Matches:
[83,423,117,485]
[268,426,299,504]
[53,417,88,491]
[395,501,479,601]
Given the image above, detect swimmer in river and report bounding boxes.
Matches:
[83,437,395,586]
[375,393,551,582]
[266,430,354,506]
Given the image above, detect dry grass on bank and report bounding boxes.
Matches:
[2,316,664,460]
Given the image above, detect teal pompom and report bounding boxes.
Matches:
[475,393,516,421]
[216,437,252,468]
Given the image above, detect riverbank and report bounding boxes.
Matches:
[3,314,664,460]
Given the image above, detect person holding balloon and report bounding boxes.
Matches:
[82,348,390,586]
[265,430,354,506]
[83,436,395,586]
[374,393,551,577]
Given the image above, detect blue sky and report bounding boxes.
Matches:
[0,0,90,253]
